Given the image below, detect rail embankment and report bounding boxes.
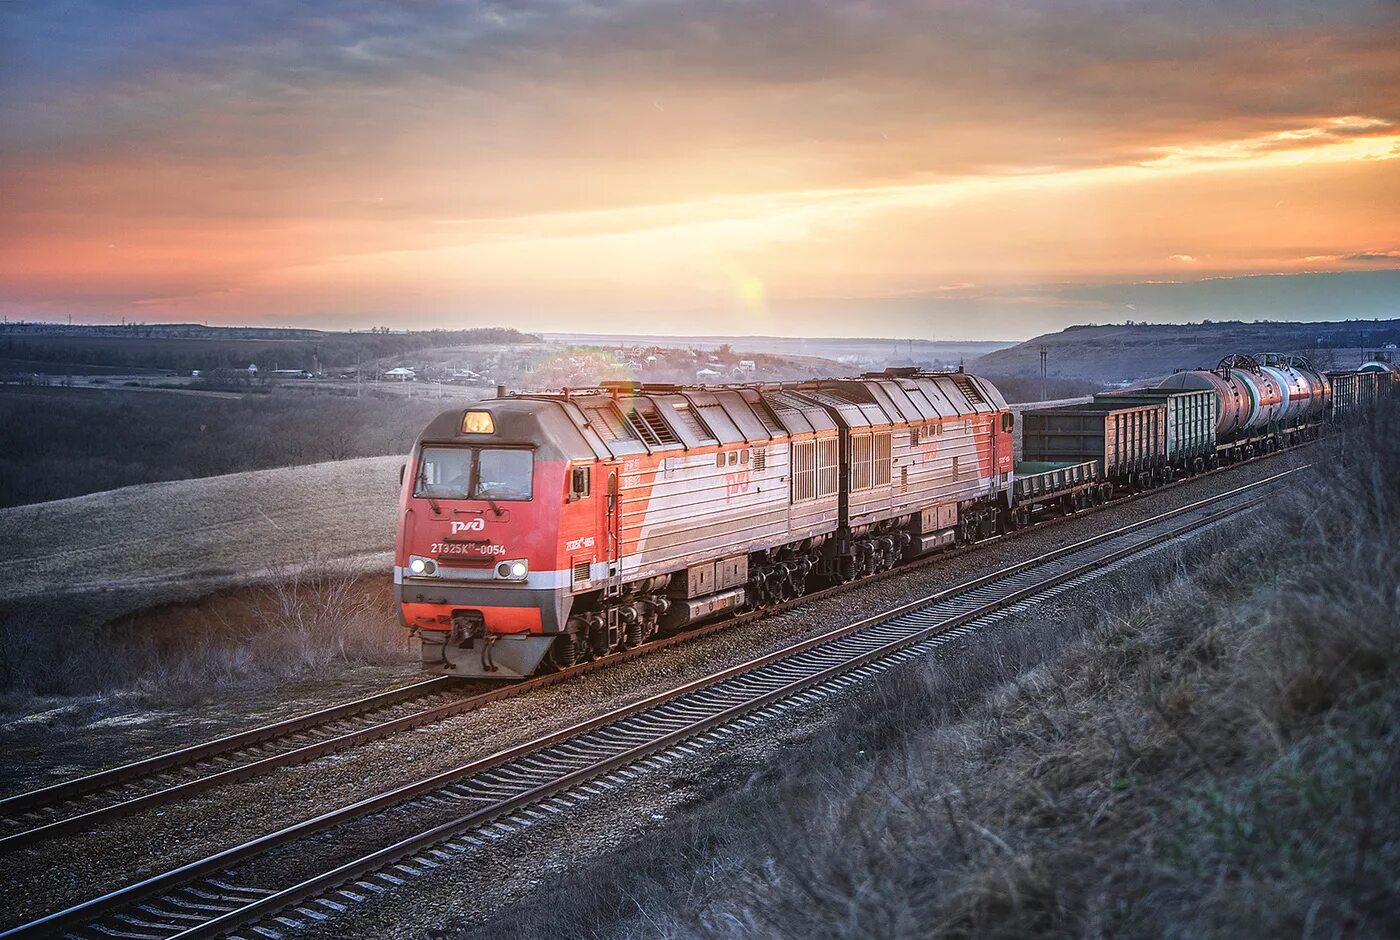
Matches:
[461,408,1398,940]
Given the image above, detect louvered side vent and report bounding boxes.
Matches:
[572,558,592,585]
[951,375,988,406]
[753,448,767,471]
[581,404,634,443]
[670,404,710,439]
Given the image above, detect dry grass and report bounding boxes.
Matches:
[454,407,1400,940]
[0,561,406,702]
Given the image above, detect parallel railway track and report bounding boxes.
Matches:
[1,468,1303,939]
[0,444,1312,854]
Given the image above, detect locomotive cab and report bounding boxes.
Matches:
[396,400,598,677]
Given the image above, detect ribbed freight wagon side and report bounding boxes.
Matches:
[1327,370,1384,418]
[1093,387,1215,467]
[1021,401,1167,486]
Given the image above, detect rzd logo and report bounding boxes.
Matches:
[450,519,486,534]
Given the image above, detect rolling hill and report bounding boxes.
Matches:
[973,319,1400,383]
[0,456,401,619]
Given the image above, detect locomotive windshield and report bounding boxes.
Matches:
[415,446,533,501]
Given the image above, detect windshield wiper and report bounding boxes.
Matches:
[416,461,442,515]
[468,452,505,516]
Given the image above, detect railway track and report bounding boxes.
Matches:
[0,443,1312,853]
[1,468,1302,940]
[0,677,473,851]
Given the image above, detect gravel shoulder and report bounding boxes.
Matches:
[0,449,1311,930]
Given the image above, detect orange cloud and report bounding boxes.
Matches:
[1,1,1397,335]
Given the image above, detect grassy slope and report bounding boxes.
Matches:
[461,410,1398,939]
[0,455,400,612]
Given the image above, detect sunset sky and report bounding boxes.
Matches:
[2,1,1398,340]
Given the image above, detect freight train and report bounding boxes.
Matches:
[395,355,1390,677]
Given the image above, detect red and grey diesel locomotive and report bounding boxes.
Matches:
[395,357,1388,678]
[396,369,1014,677]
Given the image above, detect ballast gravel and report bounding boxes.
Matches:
[0,450,1311,931]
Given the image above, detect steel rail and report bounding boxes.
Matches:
[0,445,1310,852]
[0,676,461,834]
[1,467,1302,940]
[0,677,457,816]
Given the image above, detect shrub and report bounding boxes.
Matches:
[0,563,405,699]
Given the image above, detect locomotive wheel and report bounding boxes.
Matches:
[547,630,578,670]
[588,620,611,658]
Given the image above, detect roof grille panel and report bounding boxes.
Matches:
[951,374,988,406]
[580,403,635,443]
[669,404,711,440]
[750,398,784,435]
[625,404,679,446]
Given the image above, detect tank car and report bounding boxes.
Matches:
[1257,353,1330,424]
[1157,354,1282,439]
[395,369,1014,678]
[1156,353,1326,458]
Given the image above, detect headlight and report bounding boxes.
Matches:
[407,555,438,577]
[495,559,528,581]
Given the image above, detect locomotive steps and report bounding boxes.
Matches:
[1,470,1305,939]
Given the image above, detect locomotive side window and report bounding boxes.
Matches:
[569,465,591,500]
[415,446,533,501]
[1001,412,1014,433]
